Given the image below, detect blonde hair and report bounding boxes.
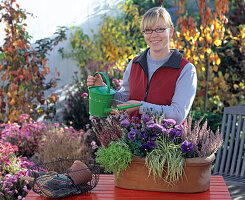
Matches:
[140,7,173,32]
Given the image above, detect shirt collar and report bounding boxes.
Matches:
[134,48,183,73]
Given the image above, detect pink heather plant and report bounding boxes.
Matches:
[90,115,123,147]
[1,114,47,157]
[182,114,223,157]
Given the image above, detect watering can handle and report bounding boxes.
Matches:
[93,72,111,94]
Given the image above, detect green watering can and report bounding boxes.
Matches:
[88,72,142,117]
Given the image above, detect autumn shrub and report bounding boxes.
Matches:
[217,0,245,107]
[60,1,146,79]
[171,0,245,113]
[34,124,89,171]
[0,0,67,123]
[0,114,47,158]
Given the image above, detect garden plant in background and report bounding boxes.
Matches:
[172,0,245,113]
[34,123,89,170]
[0,0,67,123]
[0,140,35,200]
[1,114,47,158]
[0,113,90,199]
[62,72,90,131]
[91,111,223,184]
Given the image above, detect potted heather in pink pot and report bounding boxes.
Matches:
[91,112,223,193]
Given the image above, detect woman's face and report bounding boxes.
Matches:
[143,17,173,58]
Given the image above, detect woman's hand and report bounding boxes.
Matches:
[111,100,141,115]
[87,73,103,87]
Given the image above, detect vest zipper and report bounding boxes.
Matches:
[144,69,159,101]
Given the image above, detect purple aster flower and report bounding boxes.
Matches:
[175,129,183,137]
[150,132,158,140]
[162,119,176,127]
[162,127,171,134]
[170,125,183,139]
[152,124,164,132]
[142,114,150,122]
[120,114,129,121]
[146,121,155,129]
[181,141,194,153]
[128,129,138,141]
[132,123,140,129]
[146,120,154,126]
[120,119,130,128]
[175,124,184,130]
[132,116,139,121]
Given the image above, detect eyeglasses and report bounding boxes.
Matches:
[143,27,168,34]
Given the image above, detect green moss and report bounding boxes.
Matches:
[95,141,132,178]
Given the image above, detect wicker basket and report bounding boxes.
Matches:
[25,158,100,199]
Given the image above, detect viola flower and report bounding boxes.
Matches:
[175,129,183,138]
[140,131,147,140]
[142,114,150,122]
[146,140,156,148]
[120,119,130,128]
[181,141,194,154]
[128,129,138,141]
[141,143,150,153]
[141,141,156,153]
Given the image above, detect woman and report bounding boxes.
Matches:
[87,7,197,124]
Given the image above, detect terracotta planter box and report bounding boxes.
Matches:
[114,154,215,193]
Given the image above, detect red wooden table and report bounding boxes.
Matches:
[25,175,231,200]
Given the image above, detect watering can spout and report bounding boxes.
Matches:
[104,103,142,113]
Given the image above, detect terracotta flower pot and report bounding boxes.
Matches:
[114,154,215,193]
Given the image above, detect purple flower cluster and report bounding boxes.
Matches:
[0,141,18,165]
[117,113,198,156]
[0,143,34,200]
[1,114,48,157]
[119,114,176,156]
[94,111,223,160]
